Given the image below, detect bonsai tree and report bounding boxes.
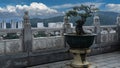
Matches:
[65,4,98,35]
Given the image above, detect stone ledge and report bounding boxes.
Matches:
[0,47,72,68]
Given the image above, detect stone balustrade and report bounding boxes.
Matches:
[0,36,65,54]
[0,25,118,55]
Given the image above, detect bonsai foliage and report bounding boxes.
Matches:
[65,5,98,35]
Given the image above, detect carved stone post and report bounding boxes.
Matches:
[93,14,101,43]
[116,14,120,41]
[22,11,32,52]
[63,16,72,34]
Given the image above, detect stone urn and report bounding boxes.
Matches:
[64,4,98,68]
[65,34,96,48]
[65,34,96,68]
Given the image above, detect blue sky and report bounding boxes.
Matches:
[0,0,120,10]
[0,0,120,20]
[0,0,120,6]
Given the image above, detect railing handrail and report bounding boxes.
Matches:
[0,25,117,33]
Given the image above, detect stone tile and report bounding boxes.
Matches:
[106,63,120,68]
[28,51,120,68]
[94,62,109,67]
[97,66,111,68]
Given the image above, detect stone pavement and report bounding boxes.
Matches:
[28,51,120,68]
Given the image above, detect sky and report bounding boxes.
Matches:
[0,0,120,21]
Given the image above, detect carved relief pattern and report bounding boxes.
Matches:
[6,40,22,53]
[33,37,64,51]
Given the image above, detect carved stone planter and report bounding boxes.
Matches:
[65,34,96,68]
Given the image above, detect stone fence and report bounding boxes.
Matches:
[0,25,119,55]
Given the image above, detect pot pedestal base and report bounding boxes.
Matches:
[69,49,96,68]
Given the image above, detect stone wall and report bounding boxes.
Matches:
[0,39,22,54]
[0,35,118,55]
[32,36,64,51]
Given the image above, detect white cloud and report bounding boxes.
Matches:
[83,2,104,8]
[51,2,104,9]
[7,5,16,12]
[51,4,77,9]
[106,4,120,12]
[0,2,63,19]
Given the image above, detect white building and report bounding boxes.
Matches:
[48,23,56,28]
[56,22,64,28]
[2,20,6,29]
[11,20,16,29]
[18,22,23,28]
[37,22,44,28]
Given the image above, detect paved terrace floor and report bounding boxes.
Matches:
[28,51,120,68]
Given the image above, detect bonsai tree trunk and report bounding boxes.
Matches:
[75,25,84,35]
[75,17,86,35]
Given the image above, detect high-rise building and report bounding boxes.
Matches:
[11,20,16,29]
[18,22,23,28]
[37,22,44,28]
[2,20,6,29]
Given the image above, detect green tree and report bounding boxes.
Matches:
[66,5,98,35]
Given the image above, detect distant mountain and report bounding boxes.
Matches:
[30,11,119,27]
[95,11,118,25]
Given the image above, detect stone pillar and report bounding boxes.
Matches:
[93,14,101,43]
[116,14,120,41]
[22,11,32,52]
[2,20,6,29]
[63,16,72,34]
[18,21,23,28]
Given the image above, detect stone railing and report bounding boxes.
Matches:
[0,27,65,54]
[0,25,119,55]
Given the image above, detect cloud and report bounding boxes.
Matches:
[0,2,63,19]
[51,2,104,9]
[83,2,104,8]
[51,3,77,9]
[106,4,120,12]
